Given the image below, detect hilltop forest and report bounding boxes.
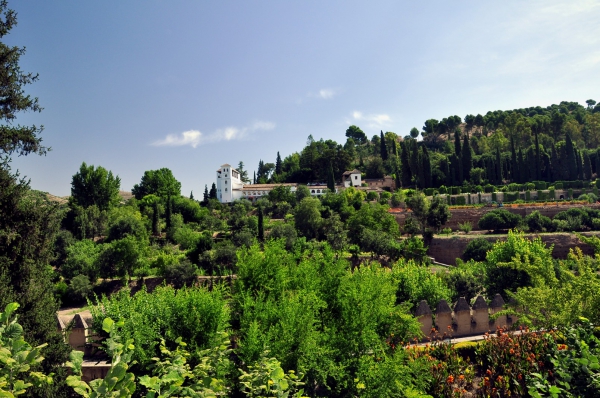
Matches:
[252,99,600,191]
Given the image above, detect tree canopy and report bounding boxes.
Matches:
[70,162,121,211]
[132,168,181,200]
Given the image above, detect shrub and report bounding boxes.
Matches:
[526,182,535,191]
[390,192,404,207]
[450,186,461,195]
[67,275,93,304]
[525,191,531,201]
[492,192,497,202]
[443,262,485,304]
[164,260,198,288]
[478,209,522,231]
[458,221,472,233]
[462,238,493,262]
[534,181,547,190]
[391,259,452,309]
[438,185,448,194]
[366,191,378,201]
[525,210,553,232]
[555,182,564,189]
[549,188,555,200]
[508,183,519,192]
[484,184,494,193]
[475,185,483,193]
[456,196,466,206]
[441,227,452,235]
[424,188,435,196]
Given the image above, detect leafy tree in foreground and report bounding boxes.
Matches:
[0,1,46,161]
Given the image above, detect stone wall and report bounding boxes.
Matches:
[416,294,516,340]
[427,232,599,266]
[392,203,600,232]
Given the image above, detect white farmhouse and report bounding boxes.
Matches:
[342,169,362,187]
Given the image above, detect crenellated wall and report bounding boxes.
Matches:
[415,294,517,340]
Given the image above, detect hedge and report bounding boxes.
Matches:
[555,182,564,189]
[534,181,547,190]
[484,185,495,193]
[525,191,531,201]
[450,186,461,195]
[505,192,519,202]
[492,192,497,202]
[456,196,466,206]
[438,185,448,194]
[549,189,555,200]
[424,188,435,196]
[537,190,549,201]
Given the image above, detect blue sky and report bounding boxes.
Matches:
[7,0,600,196]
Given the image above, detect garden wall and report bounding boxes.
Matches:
[427,232,600,266]
[416,294,516,340]
[392,203,600,232]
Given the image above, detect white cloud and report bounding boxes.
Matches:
[349,111,391,129]
[318,89,335,99]
[152,120,275,148]
[152,130,202,148]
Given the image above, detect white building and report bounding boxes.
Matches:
[342,169,362,187]
[215,163,353,204]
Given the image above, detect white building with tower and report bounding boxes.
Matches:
[215,163,365,204]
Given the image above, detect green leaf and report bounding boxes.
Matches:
[102,318,115,333]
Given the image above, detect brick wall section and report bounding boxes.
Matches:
[392,203,600,232]
[427,232,600,266]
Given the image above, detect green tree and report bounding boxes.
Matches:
[209,182,217,199]
[70,162,121,211]
[327,160,335,192]
[345,125,367,145]
[294,197,322,240]
[462,134,472,182]
[132,168,181,200]
[275,151,282,175]
[237,161,250,183]
[409,127,419,139]
[0,2,46,161]
[257,206,264,242]
[379,130,388,160]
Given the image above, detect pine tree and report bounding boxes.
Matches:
[275,151,282,175]
[462,134,472,182]
[380,130,388,161]
[209,182,217,199]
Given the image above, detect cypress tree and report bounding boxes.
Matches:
[165,195,172,230]
[190,191,194,200]
[209,182,217,199]
[422,146,432,188]
[258,206,264,242]
[462,134,472,182]
[443,157,452,186]
[495,148,503,185]
[327,161,335,192]
[380,130,388,161]
[510,137,518,182]
[400,142,412,186]
[203,185,209,203]
[454,131,463,183]
[595,150,600,178]
[576,150,583,180]
[275,151,282,175]
[518,148,527,183]
[584,151,592,180]
[417,148,425,188]
[565,133,577,180]
[551,145,559,182]
[534,129,541,180]
[253,171,256,184]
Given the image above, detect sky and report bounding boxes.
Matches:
[6,0,600,197]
